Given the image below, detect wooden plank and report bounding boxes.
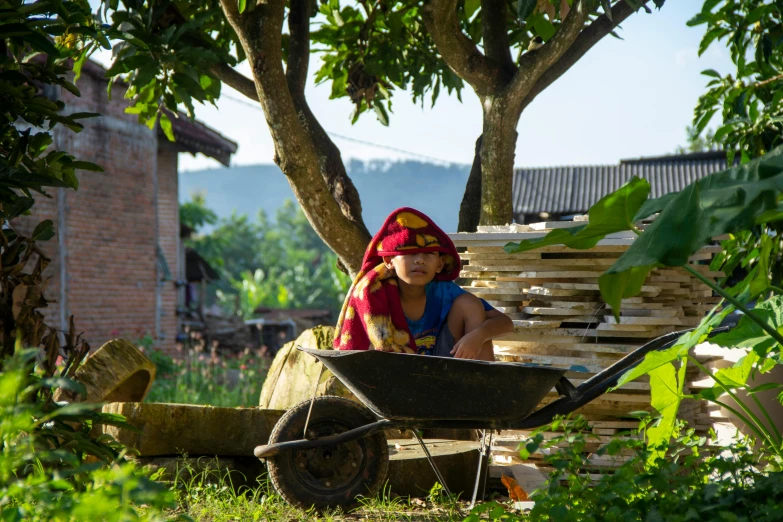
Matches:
[461,257,616,267]
[523,306,608,316]
[449,232,635,242]
[511,320,566,329]
[602,316,683,326]
[542,282,662,294]
[498,327,673,340]
[456,240,635,250]
[493,341,643,354]
[506,271,606,279]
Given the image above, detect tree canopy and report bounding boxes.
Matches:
[182,196,350,318]
[691,0,783,162]
[95,0,665,274]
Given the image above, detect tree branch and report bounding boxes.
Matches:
[506,0,587,104]
[519,0,644,111]
[218,0,371,275]
[209,62,258,100]
[422,0,512,95]
[481,0,515,75]
[286,0,309,96]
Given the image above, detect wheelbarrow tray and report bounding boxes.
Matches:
[300,348,567,423]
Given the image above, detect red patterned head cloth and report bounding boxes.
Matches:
[333,207,461,352]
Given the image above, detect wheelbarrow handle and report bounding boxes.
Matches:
[512,326,729,429]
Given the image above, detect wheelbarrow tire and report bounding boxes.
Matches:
[267,395,389,510]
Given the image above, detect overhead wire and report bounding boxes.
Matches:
[219,92,457,165]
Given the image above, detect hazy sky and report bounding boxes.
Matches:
[91,2,733,171]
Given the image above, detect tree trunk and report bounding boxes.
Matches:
[479,96,518,225]
[219,1,370,276]
[458,135,483,232]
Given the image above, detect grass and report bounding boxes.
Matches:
[164,459,512,522]
[144,347,271,407]
[136,345,518,520]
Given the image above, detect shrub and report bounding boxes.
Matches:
[468,417,783,522]
[0,351,183,521]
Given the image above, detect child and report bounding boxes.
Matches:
[333,207,513,360]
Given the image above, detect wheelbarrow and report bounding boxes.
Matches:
[254,328,723,509]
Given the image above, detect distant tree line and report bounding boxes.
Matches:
[180,195,351,320]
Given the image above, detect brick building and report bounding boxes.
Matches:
[15,61,237,353]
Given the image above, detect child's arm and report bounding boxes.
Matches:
[450,307,514,359]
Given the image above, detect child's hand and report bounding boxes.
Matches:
[450,330,485,359]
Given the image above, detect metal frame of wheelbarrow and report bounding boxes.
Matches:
[255,327,727,503]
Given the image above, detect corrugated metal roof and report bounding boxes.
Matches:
[513,151,729,218]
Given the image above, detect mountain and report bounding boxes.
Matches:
[179,159,471,233]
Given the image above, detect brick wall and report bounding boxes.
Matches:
[13,65,204,354]
[156,142,181,353]
[16,69,160,350]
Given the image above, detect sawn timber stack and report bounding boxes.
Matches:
[448,221,728,479]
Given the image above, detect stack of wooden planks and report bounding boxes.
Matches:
[448,221,730,482]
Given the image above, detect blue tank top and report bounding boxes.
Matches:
[406,281,493,355]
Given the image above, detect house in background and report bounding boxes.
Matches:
[512,151,729,223]
[14,60,236,353]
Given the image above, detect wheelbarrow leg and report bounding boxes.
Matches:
[469,429,493,510]
[413,431,453,498]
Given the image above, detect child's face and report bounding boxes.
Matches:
[383,252,444,286]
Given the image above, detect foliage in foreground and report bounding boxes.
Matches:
[469,417,783,522]
[0,351,180,521]
[506,147,783,459]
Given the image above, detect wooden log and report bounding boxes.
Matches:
[65,338,157,403]
[387,438,485,499]
[102,402,285,456]
[259,326,356,411]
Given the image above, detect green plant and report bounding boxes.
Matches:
[144,351,270,407]
[505,149,783,457]
[690,0,783,162]
[1,0,104,225]
[467,416,783,522]
[0,350,180,521]
[184,198,352,319]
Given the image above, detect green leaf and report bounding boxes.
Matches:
[714,350,760,388]
[238,0,247,14]
[31,220,55,241]
[748,382,783,395]
[700,69,722,79]
[464,0,480,18]
[599,266,652,318]
[505,177,649,254]
[533,15,556,41]
[332,9,344,27]
[69,161,104,172]
[39,377,87,398]
[645,362,683,454]
[373,100,389,126]
[711,296,783,356]
[517,0,536,22]
[633,191,677,221]
[600,145,783,309]
[40,402,100,423]
[617,301,732,387]
[159,112,175,142]
[602,0,613,21]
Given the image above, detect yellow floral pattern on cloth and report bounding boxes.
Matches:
[396,211,429,229]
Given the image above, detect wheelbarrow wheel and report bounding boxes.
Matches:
[266,395,389,510]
